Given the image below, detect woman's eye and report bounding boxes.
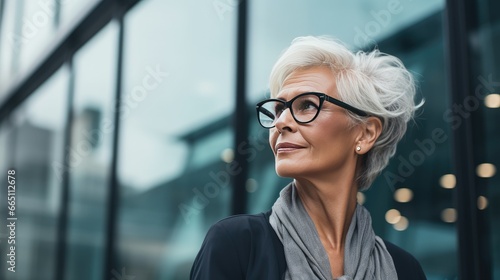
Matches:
[298,100,317,111]
[274,103,285,115]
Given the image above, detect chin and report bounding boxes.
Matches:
[275,162,305,178]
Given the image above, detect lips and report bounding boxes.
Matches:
[275,142,305,153]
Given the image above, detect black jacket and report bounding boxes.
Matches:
[191,211,427,279]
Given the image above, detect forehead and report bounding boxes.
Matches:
[277,66,337,99]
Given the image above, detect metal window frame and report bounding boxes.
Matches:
[445,0,492,279]
[232,0,249,215]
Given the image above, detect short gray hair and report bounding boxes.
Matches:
[269,36,423,191]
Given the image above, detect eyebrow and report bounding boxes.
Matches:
[275,91,315,101]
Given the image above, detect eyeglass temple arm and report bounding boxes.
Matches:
[324,95,368,117]
[258,106,276,120]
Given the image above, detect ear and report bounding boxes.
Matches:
[355,117,382,155]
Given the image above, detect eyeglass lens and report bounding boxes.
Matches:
[258,94,321,128]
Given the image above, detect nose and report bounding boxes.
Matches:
[274,107,295,132]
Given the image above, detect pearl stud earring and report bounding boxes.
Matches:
[356,146,361,151]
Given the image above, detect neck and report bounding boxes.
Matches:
[294,178,358,252]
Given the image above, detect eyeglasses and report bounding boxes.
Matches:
[255,92,368,129]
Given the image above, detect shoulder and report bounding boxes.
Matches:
[204,211,283,258]
[191,211,285,280]
[210,211,272,235]
[383,240,427,280]
[197,211,272,257]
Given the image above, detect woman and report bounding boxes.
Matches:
[190,36,426,279]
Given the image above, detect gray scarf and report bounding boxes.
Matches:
[269,183,398,280]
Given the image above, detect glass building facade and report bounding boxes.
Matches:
[0,0,498,279]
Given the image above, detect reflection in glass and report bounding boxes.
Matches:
[0,66,69,280]
[18,0,59,75]
[60,0,100,28]
[474,0,500,276]
[0,0,23,94]
[115,0,236,279]
[0,120,14,173]
[63,22,118,280]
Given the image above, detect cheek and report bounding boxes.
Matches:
[305,124,353,155]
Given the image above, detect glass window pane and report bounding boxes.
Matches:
[0,0,100,100]
[0,0,64,99]
[0,0,23,95]
[115,1,236,279]
[247,0,454,279]
[63,21,118,280]
[18,0,59,75]
[366,38,457,279]
[474,0,500,277]
[60,0,99,28]
[0,120,14,172]
[0,65,69,280]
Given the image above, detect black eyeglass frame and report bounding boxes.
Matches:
[255,92,369,129]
